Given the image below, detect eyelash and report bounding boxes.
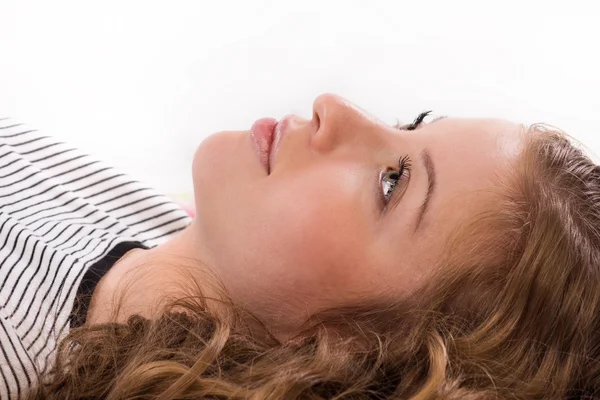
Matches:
[380,155,412,205]
[395,110,432,131]
[379,111,431,206]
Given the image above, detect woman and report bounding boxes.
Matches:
[2,93,599,399]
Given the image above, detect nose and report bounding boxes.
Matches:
[311,93,375,152]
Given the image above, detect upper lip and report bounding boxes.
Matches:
[269,116,290,172]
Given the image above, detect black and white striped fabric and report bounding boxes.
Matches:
[0,118,192,399]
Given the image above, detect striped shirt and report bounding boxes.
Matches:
[0,118,192,399]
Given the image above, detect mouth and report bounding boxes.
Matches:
[250,118,278,174]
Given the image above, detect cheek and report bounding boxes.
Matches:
[201,158,376,311]
[249,172,371,287]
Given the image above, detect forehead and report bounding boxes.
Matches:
[419,117,524,163]
[404,117,523,251]
[431,116,521,196]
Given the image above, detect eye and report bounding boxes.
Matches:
[380,155,412,204]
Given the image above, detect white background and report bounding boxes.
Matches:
[1,1,599,194]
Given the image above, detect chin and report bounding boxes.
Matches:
[191,130,261,216]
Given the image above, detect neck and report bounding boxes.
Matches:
[85,221,294,343]
[86,220,223,325]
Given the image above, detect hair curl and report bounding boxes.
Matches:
[29,125,600,399]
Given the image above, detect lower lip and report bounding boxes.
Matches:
[250,117,278,173]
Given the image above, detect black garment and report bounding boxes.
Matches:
[70,241,150,328]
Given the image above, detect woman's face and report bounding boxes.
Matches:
[191,94,524,332]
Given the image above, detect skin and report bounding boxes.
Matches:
[88,94,524,339]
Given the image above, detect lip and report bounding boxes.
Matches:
[269,116,291,171]
[250,117,278,173]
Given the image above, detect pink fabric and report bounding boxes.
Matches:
[178,202,195,217]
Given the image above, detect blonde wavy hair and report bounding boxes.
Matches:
[30,124,600,399]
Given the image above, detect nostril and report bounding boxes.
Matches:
[312,109,320,130]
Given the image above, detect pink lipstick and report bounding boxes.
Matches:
[250,118,278,173]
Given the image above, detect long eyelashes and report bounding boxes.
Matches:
[398,154,412,174]
[381,155,412,204]
[394,111,433,131]
[407,111,433,130]
[380,111,430,207]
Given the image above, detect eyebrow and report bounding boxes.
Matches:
[413,148,436,232]
[412,115,445,232]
